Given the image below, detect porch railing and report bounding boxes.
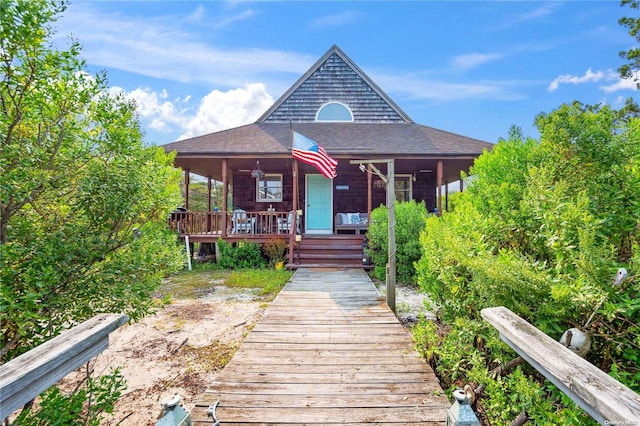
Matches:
[168,210,293,236]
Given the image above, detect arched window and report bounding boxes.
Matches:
[316,102,353,122]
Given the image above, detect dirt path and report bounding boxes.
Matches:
[61,290,266,425]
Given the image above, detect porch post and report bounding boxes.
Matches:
[221,159,228,238]
[367,164,372,218]
[206,176,212,232]
[184,168,190,210]
[445,180,449,212]
[207,176,212,212]
[460,178,464,193]
[386,161,396,314]
[436,160,443,215]
[289,160,298,265]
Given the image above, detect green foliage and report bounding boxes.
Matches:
[1,0,184,362]
[13,367,127,426]
[1,0,183,420]
[185,179,226,211]
[415,102,640,422]
[217,239,266,269]
[367,200,428,284]
[226,269,292,297]
[618,0,640,88]
[412,318,598,425]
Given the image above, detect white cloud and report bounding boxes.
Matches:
[111,83,274,140]
[375,72,525,102]
[450,53,503,72]
[54,3,311,87]
[548,68,637,93]
[547,68,608,91]
[179,83,274,139]
[492,3,560,31]
[186,5,207,22]
[310,11,363,29]
[601,71,639,93]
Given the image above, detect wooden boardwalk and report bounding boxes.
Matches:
[192,268,449,425]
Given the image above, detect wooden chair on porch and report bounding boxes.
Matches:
[231,209,255,234]
[277,211,300,234]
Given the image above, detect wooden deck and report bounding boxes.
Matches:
[191,268,449,425]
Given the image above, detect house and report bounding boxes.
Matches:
[162,45,493,267]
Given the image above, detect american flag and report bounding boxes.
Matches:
[292,131,337,179]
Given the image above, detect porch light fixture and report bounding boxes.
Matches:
[251,161,265,179]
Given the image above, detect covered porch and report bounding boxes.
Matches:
[169,155,473,267]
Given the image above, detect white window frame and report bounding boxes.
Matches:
[394,174,413,203]
[256,173,283,203]
[315,101,354,122]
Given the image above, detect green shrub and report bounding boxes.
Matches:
[413,103,640,423]
[367,200,428,284]
[13,367,126,426]
[217,238,266,269]
[262,237,288,265]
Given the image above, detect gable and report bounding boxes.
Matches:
[258,45,412,124]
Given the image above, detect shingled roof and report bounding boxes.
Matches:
[162,122,491,159]
[163,45,493,160]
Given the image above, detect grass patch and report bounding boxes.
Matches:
[157,264,293,301]
[179,340,238,372]
[226,269,292,298]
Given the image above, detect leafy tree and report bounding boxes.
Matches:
[1,1,183,419]
[618,0,640,88]
[185,178,225,211]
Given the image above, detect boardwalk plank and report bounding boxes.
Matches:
[199,382,442,395]
[238,342,414,351]
[195,393,445,408]
[192,268,448,425]
[223,363,428,373]
[192,407,445,424]
[218,371,437,384]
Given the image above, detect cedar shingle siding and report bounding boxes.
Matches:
[263,53,404,123]
[260,47,409,124]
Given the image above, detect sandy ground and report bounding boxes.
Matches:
[60,287,267,426]
[53,278,434,426]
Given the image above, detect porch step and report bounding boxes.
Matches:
[292,235,370,269]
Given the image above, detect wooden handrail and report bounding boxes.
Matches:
[169,211,290,236]
[481,306,640,424]
[0,313,129,419]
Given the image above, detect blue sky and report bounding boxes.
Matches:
[53,1,637,146]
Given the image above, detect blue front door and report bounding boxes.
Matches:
[305,174,333,234]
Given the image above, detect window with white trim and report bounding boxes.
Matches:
[256,174,283,202]
[316,102,354,122]
[394,175,412,203]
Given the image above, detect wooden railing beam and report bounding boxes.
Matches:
[481,306,640,425]
[0,313,129,419]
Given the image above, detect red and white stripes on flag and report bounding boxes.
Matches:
[292,131,337,179]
